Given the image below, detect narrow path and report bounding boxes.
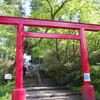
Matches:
[23,65,82,100]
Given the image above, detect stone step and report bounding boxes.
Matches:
[23,76,39,87]
[26,87,82,100]
[27,96,82,100]
[26,91,81,98]
[24,66,82,100]
[25,86,68,91]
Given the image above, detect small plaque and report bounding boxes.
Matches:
[84,73,90,81]
[4,74,12,80]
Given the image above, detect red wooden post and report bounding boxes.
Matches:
[79,28,95,100]
[12,24,26,100]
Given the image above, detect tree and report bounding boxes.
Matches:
[27,0,100,61]
[26,0,100,87]
[0,0,24,74]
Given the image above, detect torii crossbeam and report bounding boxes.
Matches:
[0,16,99,100]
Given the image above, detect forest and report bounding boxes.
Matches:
[0,0,100,99]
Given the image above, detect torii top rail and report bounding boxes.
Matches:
[0,16,99,100]
[0,16,100,31]
[0,16,100,40]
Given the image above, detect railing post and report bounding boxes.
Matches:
[79,28,95,100]
[12,24,26,100]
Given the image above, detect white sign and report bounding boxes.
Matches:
[84,73,90,81]
[4,74,12,80]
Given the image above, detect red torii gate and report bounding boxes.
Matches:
[0,16,99,100]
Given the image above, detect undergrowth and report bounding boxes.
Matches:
[0,81,14,100]
[69,86,100,99]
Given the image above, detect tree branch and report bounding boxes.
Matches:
[24,28,50,51]
[53,0,72,19]
[55,39,60,62]
[25,0,72,52]
[62,45,78,65]
[46,0,53,19]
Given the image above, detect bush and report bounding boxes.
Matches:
[43,48,100,89]
[0,81,14,100]
[90,64,100,89]
[44,50,83,87]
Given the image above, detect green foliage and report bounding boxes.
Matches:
[0,1,21,17]
[0,81,14,100]
[0,58,15,100]
[95,91,100,99]
[70,86,81,92]
[91,64,100,89]
[0,25,16,59]
[43,39,82,86]
[69,86,100,99]
[0,0,22,60]
[28,0,100,89]
[28,0,100,60]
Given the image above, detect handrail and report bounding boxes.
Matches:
[33,65,41,85]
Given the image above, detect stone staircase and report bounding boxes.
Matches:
[23,66,82,100]
[26,87,82,100]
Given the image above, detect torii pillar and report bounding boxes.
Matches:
[12,24,26,100]
[79,28,95,100]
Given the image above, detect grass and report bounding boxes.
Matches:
[0,81,14,100]
[70,86,81,92]
[70,86,100,99]
[95,90,100,99]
